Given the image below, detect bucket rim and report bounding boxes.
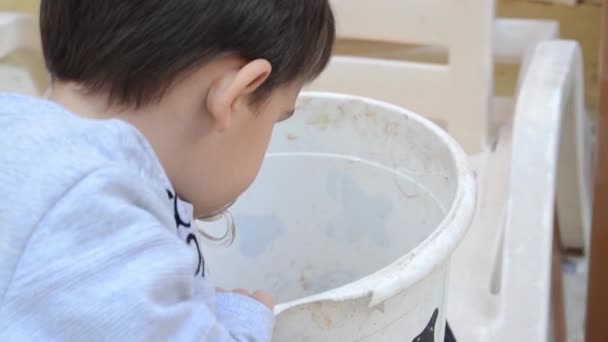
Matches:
[275,91,478,314]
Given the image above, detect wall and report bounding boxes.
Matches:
[0,0,38,13]
[499,0,601,111]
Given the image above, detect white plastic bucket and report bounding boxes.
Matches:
[204,93,477,341]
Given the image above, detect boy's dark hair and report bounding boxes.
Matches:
[40,1,335,107]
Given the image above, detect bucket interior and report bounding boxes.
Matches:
[204,93,460,304]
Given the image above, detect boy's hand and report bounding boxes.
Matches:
[217,288,274,310]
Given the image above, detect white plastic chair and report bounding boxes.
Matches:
[0,12,41,95]
[307,0,594,341]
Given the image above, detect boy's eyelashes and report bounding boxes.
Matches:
[277,109,295,122]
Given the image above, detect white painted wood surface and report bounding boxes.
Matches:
[448,41,591,341]
[0,12,40,58]
[312,1,561,154]
[494,40,588,341]
[0,12,41,96]
[314,0,495,153]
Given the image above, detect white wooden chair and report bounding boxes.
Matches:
[308,0,594,341]
[0,12,41,95]
[494,18,559,65]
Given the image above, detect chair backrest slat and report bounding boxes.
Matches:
[309,0,496,152]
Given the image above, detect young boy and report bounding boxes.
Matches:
[0,1,335,340]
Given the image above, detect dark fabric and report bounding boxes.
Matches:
[445,322,456,342]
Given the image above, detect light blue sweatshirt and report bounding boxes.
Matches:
[0,94,274,341]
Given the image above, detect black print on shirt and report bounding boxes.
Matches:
[187,233,205,277]
[167,189,204,278]
[166,190,191,229]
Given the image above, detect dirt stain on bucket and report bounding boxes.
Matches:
[309,303,334,329]
[306,113,331,129]
[365,109,377,120]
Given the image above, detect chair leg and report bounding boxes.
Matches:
[552,211,567,342]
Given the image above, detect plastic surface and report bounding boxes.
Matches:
[204,93,476,341]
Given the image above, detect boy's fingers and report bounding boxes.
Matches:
[251,290,274,310]
[216,287,226,293]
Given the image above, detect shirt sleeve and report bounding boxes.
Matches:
[0,167,274,342]
[215,293,275,341]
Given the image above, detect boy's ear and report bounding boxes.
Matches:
[206,59,272,132]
